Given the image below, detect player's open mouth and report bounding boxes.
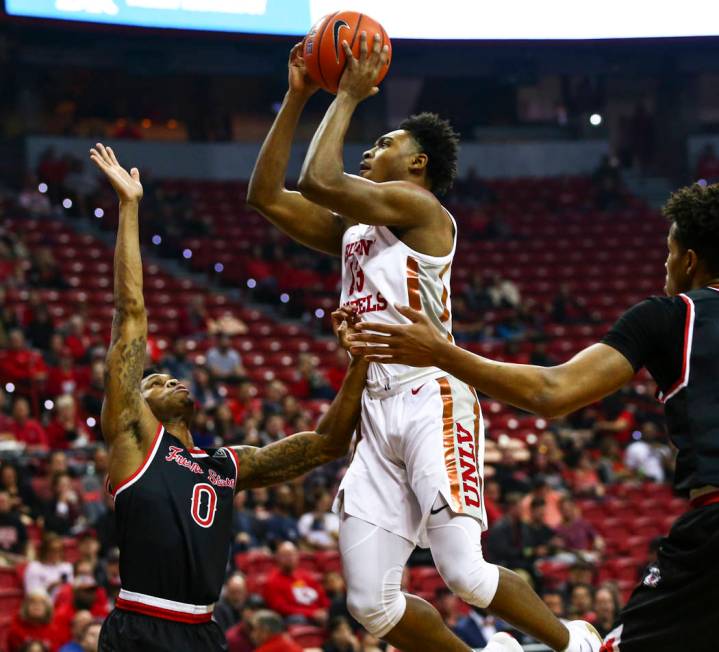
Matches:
[174,385,189,394]
[360,163,371,172]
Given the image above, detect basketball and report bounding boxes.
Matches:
[303,11,392,94]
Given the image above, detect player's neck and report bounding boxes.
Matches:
[164,419,195,450]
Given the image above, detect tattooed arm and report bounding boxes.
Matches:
[234,354,367,490]
[92,145,158,484]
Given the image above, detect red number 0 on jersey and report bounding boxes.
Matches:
[191,483,217,528]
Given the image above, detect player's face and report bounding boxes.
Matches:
[360,130,421,183]
[664,225,692,296]
[141,373,194,418]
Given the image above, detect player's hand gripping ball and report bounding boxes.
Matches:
[303,11,392,94]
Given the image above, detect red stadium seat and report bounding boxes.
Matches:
[288,624,326,648]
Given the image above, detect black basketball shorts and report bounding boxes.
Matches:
[100,608,227,652]
[602,502,719,652]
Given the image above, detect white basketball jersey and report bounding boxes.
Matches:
[340,211,457,396]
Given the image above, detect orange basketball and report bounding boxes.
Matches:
[303,11,392,94]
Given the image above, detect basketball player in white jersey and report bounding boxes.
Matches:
[248,35,600,652]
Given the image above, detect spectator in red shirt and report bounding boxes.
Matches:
[263,541,329,625]
[10,397,49,451]
[0,329,48,386]
[7,591,63,652]
[250,610,303,652]
[46,352,85,398]
[63,316,91,363]
[53,571,109,644]
[226,594,266,652]
[46,395,92,450]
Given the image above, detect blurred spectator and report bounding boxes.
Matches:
[80,361,105,419]
[25,304,55,352]
[493,447,530,497]
[453,607,509,650]
[98,547,121,604]
[28,248,66,289]
[18,178,51,218]
[214,573,248,633]
[58,610,92,652]
[0,461,38,517]
[555,497,604,562]
[263,541,329,625]
[624,422,672,483]
[78,621,101,652]
[568,450,605,499]
[262,381,288,417]
[183,295,210,337]
[568,583,596,623]
[53,570,109,643]
[63,316,91,363]
[0,388,14,438]
[75,532,100,570]
[232,491,260,551]
[82,448,109,523]
[37,147,69,191]
[7,591,61,652]
[10,396,49,451]
[519,477,563,529]
[159,338,193,383]
[293,354,334,400]
[41,472,83,536]
[249,610,303,652]
[592,155,624,212]
[46,395,92,450]
[63,158,99,218]
[529,342,557,367]
[596,398,637,446]
[696,144,719,183]
[260,415,288,446]
[541,590,566,619]
[0,329,48,391]
[323,616,360,652]
[0,489,28,560]
[488,275,521,309]
[487,493,530,571]
[228,381,262,426]
[435,589,464,629]
[523,498,559,564]
[46,351,86,398]
[324,571,353,626]
[207,311,248,337]
[206,334,246,384]
[191,366,221,412]
[550,284,592,325]
[91,492,117,555]
[298,491,339,550]
[264,485,299,548]
[226,594,266,652]
[594,584,620,638]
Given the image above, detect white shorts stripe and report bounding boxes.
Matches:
[118,589,214,615]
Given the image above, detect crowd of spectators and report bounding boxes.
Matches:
[0,164,679,651]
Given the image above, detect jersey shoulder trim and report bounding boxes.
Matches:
[111,423,164,498]
[657,293,695,404]
[224,447,241,488]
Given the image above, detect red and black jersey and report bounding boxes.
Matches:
[109,424,239,623]
[603,286,719,494]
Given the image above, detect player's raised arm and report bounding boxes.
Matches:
[247,44,346,257]
[233,308,367,490]
[91,145,158,465]
[297,33,437,229]
[350,304,635,419]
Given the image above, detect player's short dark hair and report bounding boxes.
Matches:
[663,182,719,275]
[399,112,460,197]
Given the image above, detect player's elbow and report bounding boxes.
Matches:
[529,370,569,419]
[317,431,351,460]
[298,170,338,202]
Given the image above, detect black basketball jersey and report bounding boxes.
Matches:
[109,424,239,623]
[603,286,719,493]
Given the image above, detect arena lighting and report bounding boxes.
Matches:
[38,183,48,193]
[526,433,538,445]
[87,417,97,427]
[632,430,642,440]
[590,113,603,126]
[280,293,290,303]
[141,118,152,129]
[315,308,325,318]
[214,262,224,273]
[5,383,15,393]
[697,178,709,188]
[94,208,104,218]
[151,234,162,245]
[62,198,73,209]
[182,248,192,259]
[247,278,257,289]
[44,400,54,410]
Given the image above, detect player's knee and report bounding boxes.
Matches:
[437,558,499,608]
[346,580,406,637]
